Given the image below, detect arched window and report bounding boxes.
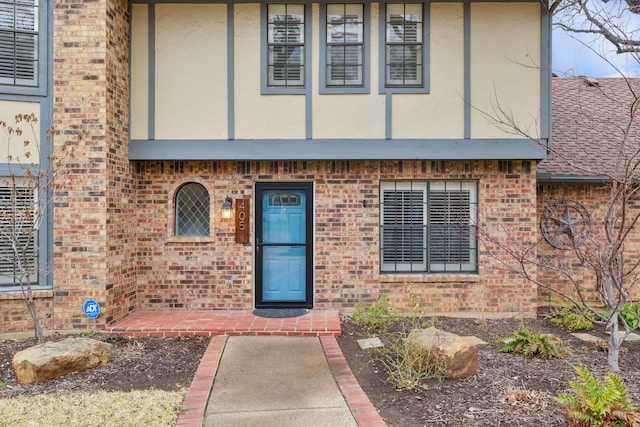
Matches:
[175,183,210,236]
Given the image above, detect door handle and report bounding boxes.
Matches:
[256,238,261,252]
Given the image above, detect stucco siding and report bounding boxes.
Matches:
[470,3,541,138]
[155,4,228,139]
[0,101,41,164]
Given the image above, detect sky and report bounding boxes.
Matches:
[551,5,640,78]
[552,27,640,78]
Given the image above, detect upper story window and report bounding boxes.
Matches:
[175,183,210,237]
[380,181,477,273]
[0,0,38,87]
[384,3,424,89]
[325,3,364,88]
[266,4,305,89]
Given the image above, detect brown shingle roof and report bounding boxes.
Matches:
[539,77,640,182]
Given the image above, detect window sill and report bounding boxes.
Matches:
[380,273,480,283]
[166,236,214,244]
[319,86,370,95]
[0,289,53,300]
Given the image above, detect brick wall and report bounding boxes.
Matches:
[537,184,640,305]
[103,0,137,325]
[134,159,538,316]
[48,0,133,332]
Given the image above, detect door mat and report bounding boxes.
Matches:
[252,308,309,318]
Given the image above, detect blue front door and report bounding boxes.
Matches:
[256,182,313,308]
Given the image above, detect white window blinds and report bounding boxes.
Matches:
[267,4,305,87]
[0,0,38,86]
[326,4,364,87]
[385,3,423,87]
[381,181,477,273]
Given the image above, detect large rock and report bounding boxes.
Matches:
[12,337,112,384]
[407,327,478,379]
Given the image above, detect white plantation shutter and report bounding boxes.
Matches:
[428,181,477,272]
[267,4,304,87]
[381,182,427,272]
[0,0,38,86]
[326,4,364,86]
[0,182,37,286]
[385,3,422,87]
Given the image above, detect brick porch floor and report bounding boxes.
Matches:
[105,309,342,337]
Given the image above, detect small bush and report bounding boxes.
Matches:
[555,365,640,426]
[372,316,450,390]
[544,303,594,331]
[496,320,569,358]
[601,303,640,331]
[352,293,397,331]
[621,303,640,329]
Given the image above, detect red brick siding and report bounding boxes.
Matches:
[134,160,538,315]
[537,184,640,304]
[104,0,137,325]
[46,0,134,334]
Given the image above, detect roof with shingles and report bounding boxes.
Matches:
[538,77,640,183]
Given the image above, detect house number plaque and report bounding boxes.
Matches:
[235,198,250,244]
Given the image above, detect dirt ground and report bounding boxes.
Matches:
[1,315,640,426]
[337,314,640,426]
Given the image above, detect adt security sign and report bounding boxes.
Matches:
[83,299,100,319]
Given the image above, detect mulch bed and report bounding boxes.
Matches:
[0,333,210,399]
[336,314,640,426]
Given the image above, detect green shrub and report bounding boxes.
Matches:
[555,365,640,426]
[495,320,569,358]
[602,303,640,330]
[544,303,594,331]
[352,293,397,331]
[621,303,640,329]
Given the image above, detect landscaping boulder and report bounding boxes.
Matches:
[12,337,112,384]
[407,327,478,379]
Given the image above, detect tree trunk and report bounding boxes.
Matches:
[25,297,44,343]
[608,315,621,372]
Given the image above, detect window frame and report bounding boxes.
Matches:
[261,2,311,95]
[174,182,211,238]
[0,0,48,95]
[378,0,429,94]
[380,180,478,274]
[319,2,370,94]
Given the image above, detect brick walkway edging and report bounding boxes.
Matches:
[176,334,387,427]
[176,335,227,427]
[320,336,388,427]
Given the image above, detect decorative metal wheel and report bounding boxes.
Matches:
[541,199,591,249]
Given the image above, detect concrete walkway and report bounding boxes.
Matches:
[175,335,386,427]
[107,310,386,426]
[204,336,357,427]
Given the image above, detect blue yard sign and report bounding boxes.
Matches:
[83,299,100,319]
